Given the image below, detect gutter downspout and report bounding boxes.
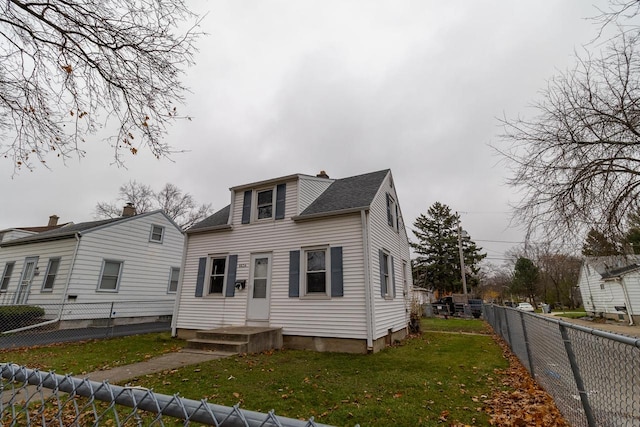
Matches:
[620,277,635,326]
[58,233,81,318]
[361,210,374,350]
[171,233,189,337]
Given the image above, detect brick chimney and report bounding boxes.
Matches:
[316,170,330,179]
[122,203,137,217]
[48,215,59,226]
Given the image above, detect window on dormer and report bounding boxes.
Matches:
[256,189,274,219]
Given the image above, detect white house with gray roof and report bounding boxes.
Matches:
[0,209,184,328]
[578,256,640,325]
[172,169,413,353]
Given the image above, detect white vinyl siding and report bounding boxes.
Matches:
[0,239,77,308]
[368,174,412,339]
[0,211,183,321]
[578,259,640,317]
[64,212,183,306]
[298,176,334,213]
[177,178,368,339]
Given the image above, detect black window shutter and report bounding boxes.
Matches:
[241,191,252,224]
[226,255,238,297]
[395,203,399,230]
[386,193,392,226]
[289,250,300,297]
[275,183,286,220]
[330,247,343,297]
[195,257,206,297]
[379,249,386,297]
[391,255,396,298]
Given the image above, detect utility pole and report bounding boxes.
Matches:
[457,216,468,302]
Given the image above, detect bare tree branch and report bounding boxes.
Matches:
[95,180,212,229]
[496,26,640,244]
[0,0,202,172]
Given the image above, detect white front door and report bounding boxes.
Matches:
[15,257,38,304]
[247,253,271,322]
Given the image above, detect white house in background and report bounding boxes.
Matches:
[172,169,413,353]
[0,206,184,328]
[577,256,640,325]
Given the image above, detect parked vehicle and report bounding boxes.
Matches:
[516,302,535,312]
[468,299,483,318]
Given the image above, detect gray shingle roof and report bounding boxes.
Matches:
[2,217,134,247]
[186,169,390,233]
[187,205,231,232]
[299,169,389,217]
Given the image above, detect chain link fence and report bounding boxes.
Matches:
[0,300,173,349]
[0,363,333,426]
[484,304,640,427]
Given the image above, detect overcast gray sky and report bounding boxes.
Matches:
[0,1,609,267]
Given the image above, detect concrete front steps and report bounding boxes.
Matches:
[185,326,283,354]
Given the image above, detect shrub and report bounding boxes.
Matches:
[0,305,45,332]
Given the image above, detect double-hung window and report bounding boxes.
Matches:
[98,260,123,291]
[42,258,60,291]
[305,248,328,296]
[168,267,180,293]
[150,225,165,243]
[209,257,227,295]
[256,188,275,220]
[1,262,14,292]
[379,250,395,299]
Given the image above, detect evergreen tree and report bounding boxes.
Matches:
[411,202,486,294]
[511,257,539,303]
[582,228,623,256]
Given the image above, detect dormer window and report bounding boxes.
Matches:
[256,189,274,220]
[241,184,287,224]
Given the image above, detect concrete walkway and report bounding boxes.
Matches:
[85,349,235,383]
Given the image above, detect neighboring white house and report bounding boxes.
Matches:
[577,256,640,325]
[0,208,184,328]
[172,169,413,353]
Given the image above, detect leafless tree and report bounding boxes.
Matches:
[0,0,201,172]
[96,180,212,229]
[496,1,640,244]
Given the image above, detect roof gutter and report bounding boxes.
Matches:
[186,224,233,235]
[0,233,76,247]
[292,207,369,222]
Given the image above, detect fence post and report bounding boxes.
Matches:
[503,308,513,346]
[559,323,596,427]
[519,311,535,377]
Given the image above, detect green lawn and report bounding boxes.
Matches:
[553,311,588,319]
[1,320,508,426]
[0,332,185,374]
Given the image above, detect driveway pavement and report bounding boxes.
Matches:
[542,312,640,339]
